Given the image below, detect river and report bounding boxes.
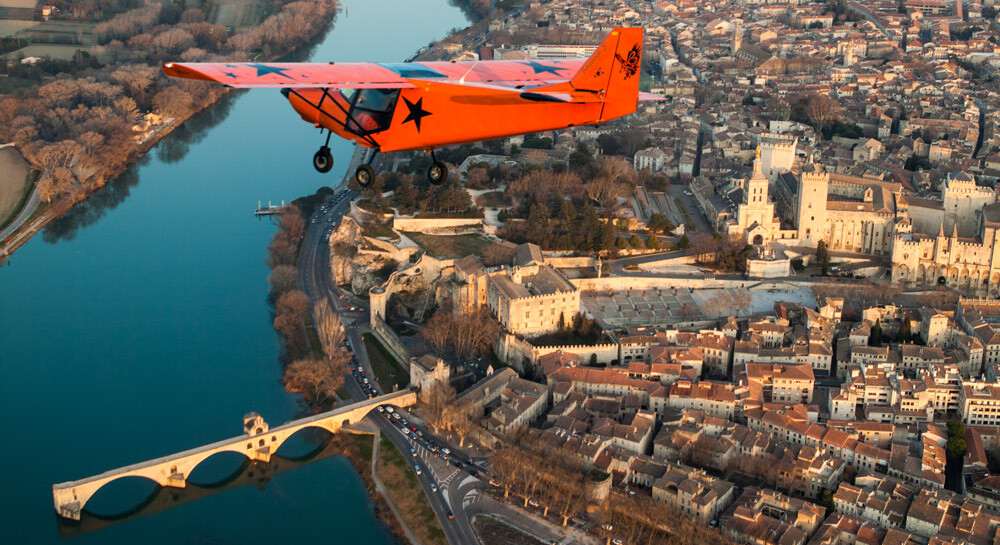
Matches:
[0,1,471,542]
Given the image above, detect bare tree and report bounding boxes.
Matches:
[732,287,753,316]
[482,243,515,267]
[419,380,456,434]
[268,264,299,295]
[313,298,344,353]
[283,357,345,406]
[689,233,719,263]
[802,92,841,134]
[421,308,499,361]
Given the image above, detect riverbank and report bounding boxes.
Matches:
[0,0,341,262]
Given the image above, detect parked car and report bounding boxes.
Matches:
[414,466,422,475]
[442,448,451,455]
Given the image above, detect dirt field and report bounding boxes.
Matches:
[1,43,88,60]
[402,232,492,259]
[0,0,37,9]
[0,146,32,228]
[0,19,38,37]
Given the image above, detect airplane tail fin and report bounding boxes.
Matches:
[571,27,644,121]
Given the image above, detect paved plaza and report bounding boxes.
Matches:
[583,283,818,328]
[582,287,704,328]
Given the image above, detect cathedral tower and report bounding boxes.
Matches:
[797,163,829,247]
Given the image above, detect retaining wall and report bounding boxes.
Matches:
[392,217,483,231]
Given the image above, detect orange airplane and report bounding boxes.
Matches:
[164,27,660,186]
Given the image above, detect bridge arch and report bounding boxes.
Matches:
[55,390,418,520]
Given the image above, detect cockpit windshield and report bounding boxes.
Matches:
[339,88,399,136]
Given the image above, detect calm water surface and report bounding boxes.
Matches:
[0,1,470,542]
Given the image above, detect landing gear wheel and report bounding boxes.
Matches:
[355,164,375,188]
[313,146,333,173]
[427,161,448,185]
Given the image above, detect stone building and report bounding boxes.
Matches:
[728,148,783,245]
[410,354,451,391]
[757,132,797,183]
[486,263,580,337]
[891,202,1000,291]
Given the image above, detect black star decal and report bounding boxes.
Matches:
[245,62,293,79]
[223,71,237,79]
[520,60,566,76]
[401,96,432,132]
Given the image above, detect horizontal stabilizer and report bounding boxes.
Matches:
[519,91,569,103]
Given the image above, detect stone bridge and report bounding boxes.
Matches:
[53,389,417,520]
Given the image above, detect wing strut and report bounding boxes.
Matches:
[288,87,382,150]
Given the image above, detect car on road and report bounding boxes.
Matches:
[612,538,623,545]
[447,511,454,520]
[414,465,422,475]
[402,428,410,435]
[442,448,451,455]
[410,426,417,432]
[377,405,384,413]
[430,483,438,493]
[410,448,417,457]
[392,413,401,420]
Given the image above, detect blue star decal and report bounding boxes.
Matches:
[401,96,432,132]
[223,71,237,79]
[245,63,293,79]
[520,60,566,76]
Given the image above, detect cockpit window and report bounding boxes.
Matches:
[342,88,399,136]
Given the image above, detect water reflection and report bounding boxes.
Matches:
[57,433,365,539]
[41,12,333,245]
[41,161,145,244]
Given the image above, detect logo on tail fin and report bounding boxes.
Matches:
[617,44,641,79]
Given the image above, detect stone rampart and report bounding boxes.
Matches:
[392,217,483,232]
[372,315,411,370]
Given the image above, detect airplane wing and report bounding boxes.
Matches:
[163,59,586,89]
[162,62,419,89]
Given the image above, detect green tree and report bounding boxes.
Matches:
[647,213,674,234]
[947,436,967,460]
[816,240,830,275]
[678,234,690,249]
[899,317,912,342]
[647,234,659,250]
[616,236,630,250]
[870,319,883,346]
[629,234,643,248]
[819,489,835,513]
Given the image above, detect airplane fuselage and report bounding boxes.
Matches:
[284,81,628,153]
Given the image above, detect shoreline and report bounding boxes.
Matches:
[0,6,341,262]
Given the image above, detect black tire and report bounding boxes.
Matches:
[355,164,375,187]
[427,161,448,185]
[313,146,333,173]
